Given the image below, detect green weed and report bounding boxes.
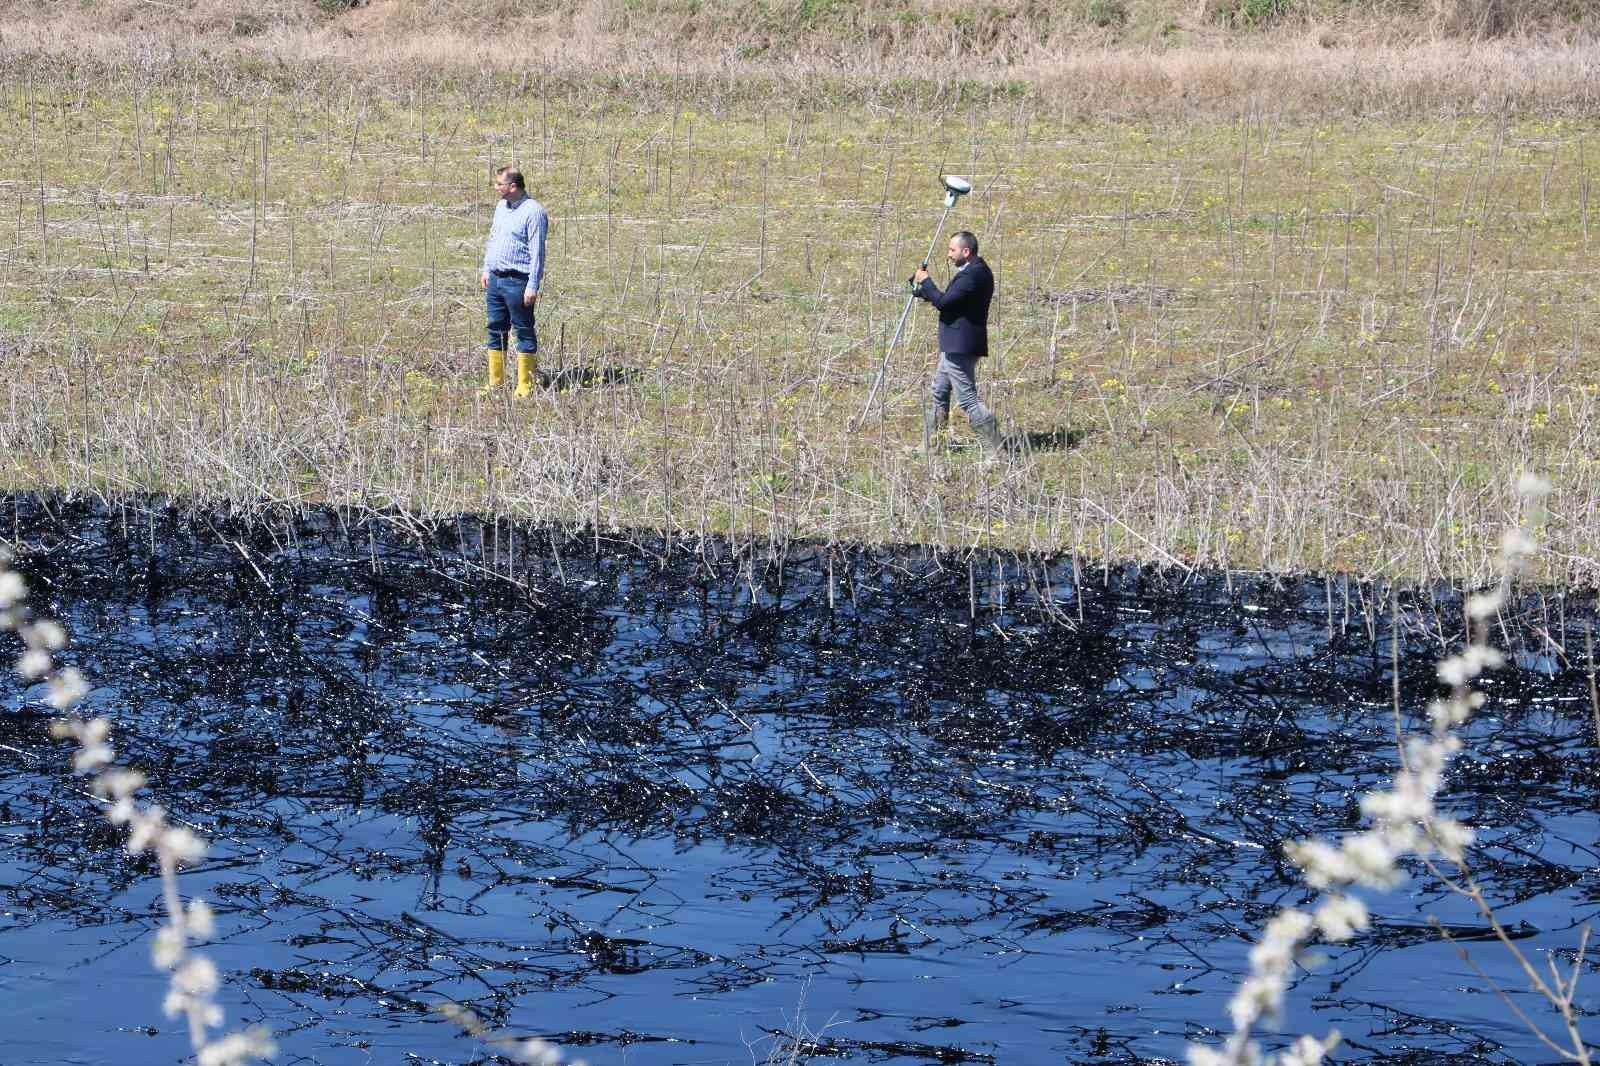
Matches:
[0,69,1597,584]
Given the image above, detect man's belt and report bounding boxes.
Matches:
[491,268,529,279]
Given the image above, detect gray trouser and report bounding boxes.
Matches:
[929,352,992,423]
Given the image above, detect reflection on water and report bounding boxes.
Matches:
[0,496,1595,1065]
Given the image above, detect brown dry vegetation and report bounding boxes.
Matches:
[2,0,1600,114]
[5,0,1599,53]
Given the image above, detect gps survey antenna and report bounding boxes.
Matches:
[859,175,973,423]
[940,173,972,208]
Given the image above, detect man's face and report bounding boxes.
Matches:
[494,175,521,202]
[946,237,971,268]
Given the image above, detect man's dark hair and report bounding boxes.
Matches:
[953,230,978,256]
[496,165,526,192]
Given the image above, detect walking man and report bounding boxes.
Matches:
[912,231,1003,452]
[481,165,549,397]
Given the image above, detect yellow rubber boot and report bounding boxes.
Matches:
[514,351,539,398]
[480,348,505,392]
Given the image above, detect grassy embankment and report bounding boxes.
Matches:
[2,5,1600,585]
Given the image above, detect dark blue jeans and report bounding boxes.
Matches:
[485,273,538,354]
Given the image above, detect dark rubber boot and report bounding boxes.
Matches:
[971,412,1005,453]
[923,407,949,453]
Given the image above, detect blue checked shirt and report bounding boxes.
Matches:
[482,195,549,295]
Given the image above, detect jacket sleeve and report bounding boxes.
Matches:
[916,268,980,312]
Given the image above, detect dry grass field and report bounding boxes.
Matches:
[3,3,1600,585]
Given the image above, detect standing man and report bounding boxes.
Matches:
[481,165,549,397]
[912,231,1003,452]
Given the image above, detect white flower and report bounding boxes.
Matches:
[1501,528,1536,557]
[93,768,147,799]
[16,648,51,679]
[1464,645,1505,673]
[1516,472,1551,498]
[1404,735,1443,770]
[152,924,184,969]
[1278,1031,1342,1066]
[1429,818,1475,863]
[1436,656,1469,687]
[1261,908,1314,951]
[163,827,209,866]
[165,984,224,1027]
[196,1027,276,1066]
[29,620,66,650]
[47,668,89,710]
[1313,896,1369,942]
[1186,1047,1231,1066]
[0,570,27,607]
[197,1035,248,1066]
[515,1037,563,1066]
[1435,649,1499,688]
[73,743,114,774]
[1465,590,1503,621]
[185,899,216,939]
[435,1002,473,1026]
[174,956,220,997]
[1341,833,1403,889]
[1425,695,1469,730]
[1360,783,1430,824]
[1286,839,1354,889]
[127,808,165,855]
[1378,820,1424,857]
[1229,975,1284,1029]
[1248,935,1294,974]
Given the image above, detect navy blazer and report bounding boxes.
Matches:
[914,256,994,357]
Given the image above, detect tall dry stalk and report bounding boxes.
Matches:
[1189,473,1593,1066]
[0,557,276,1066]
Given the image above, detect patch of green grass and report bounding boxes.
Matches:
[1085,0,1127,27]
[0,301,34,334]
[0,74,1597,584]
[1210,0,1292,25]
[793,0,849,29]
